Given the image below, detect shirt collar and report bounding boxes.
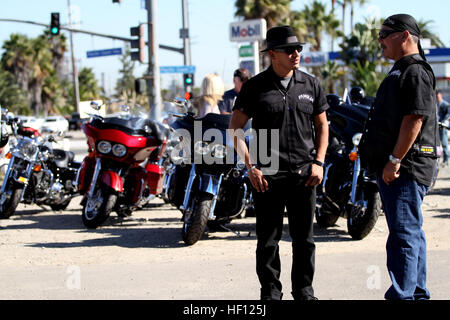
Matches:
[267,65,306,83]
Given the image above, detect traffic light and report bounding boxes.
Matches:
[183,73,194,87]
[130,24,145,63]
[50,12,60,36]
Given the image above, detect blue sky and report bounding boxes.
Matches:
[0,0,449,95]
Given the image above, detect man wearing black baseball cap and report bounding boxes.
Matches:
[360,14,439,300]
[229,25,329,300]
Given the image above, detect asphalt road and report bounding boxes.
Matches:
[0,130,449,301]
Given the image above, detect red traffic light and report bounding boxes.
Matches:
[184,92,191,100]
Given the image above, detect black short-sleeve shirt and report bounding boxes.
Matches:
[233,66,329,173]
[362,54,438,186]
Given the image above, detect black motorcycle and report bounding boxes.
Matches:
[162,99,253,245]
[0,117,80,219]
[315,93,382,240]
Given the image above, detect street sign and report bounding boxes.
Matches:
[239,45,254,58]
[300,52,328,67]
[160,65,196,74]
[86,48,122,58]
[239,60,255,76]
[230,19,266,42]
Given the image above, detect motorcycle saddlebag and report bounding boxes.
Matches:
[145,163,165,195]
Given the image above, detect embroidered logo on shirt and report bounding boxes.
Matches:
[298,94,314,103]
[388,70,401,77]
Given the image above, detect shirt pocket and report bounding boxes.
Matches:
[259,93,285,114]
[296,101,314,117]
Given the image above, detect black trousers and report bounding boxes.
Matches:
[253,173,316,300]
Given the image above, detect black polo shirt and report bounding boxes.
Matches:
[361,54,438,186]
[233,65,329,174]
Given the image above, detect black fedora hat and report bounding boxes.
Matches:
[261,25,305,52]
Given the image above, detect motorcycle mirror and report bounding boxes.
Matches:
[90,101,101,111]
[120,105,130,113]
[171,97,188,114]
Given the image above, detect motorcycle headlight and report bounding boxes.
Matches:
[352,133,363,146]
[97,141,112,154]
[14,138,38,158]
[112,143,127,157]
[194,141,210,155]
[211,144,227,159]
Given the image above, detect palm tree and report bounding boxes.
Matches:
[115,45,136,100]
[234,0,292,28]
[321,60,344,93]
[417,19,445,48]
[1,34,34,95]
[78,67,101,101]
[28,35,54,116]
[349,0,368,33]
[0,68,28,115]
[300,0,342,52]
[337,0,351,36]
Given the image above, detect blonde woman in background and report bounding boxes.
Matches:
[195,73,224,117]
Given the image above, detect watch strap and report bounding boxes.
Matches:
[312,159,324,167]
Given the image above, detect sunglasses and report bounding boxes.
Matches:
[378,29,400,40]
[274,45,303,54]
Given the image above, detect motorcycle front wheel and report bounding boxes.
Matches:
[346,186,381,240]
[182,193,213,245]
[0,182,23,219]
[82,183,117,229]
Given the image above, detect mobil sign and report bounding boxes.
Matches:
[230,19,267,42]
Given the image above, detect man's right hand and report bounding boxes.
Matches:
[248,167,269,192]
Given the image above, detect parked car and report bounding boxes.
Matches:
[17,116,44,131]
[41,116,69,134]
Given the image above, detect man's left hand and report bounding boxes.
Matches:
[382,161,401,185]
[305,164,324,187]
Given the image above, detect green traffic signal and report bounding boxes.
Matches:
[50,12,60,36]
[184,73,194,86]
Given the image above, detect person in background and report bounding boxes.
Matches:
[194,73,224,117]
[218,68,251,114]
[436,89,449,166]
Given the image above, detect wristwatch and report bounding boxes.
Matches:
[312,159,324,167]
[389,154,401,165]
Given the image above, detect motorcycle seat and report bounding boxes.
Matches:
[53,149,75,168]
[195,113,232,131]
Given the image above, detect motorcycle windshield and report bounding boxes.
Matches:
[90,111,168,142]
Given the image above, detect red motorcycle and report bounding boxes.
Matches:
[77,104,168,228]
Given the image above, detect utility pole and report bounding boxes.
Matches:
[68,0,80,113]
[146,0,162,121]
[181,0,191,67]
[181,0,193,95]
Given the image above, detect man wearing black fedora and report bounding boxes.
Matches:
[229,25,329,300]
